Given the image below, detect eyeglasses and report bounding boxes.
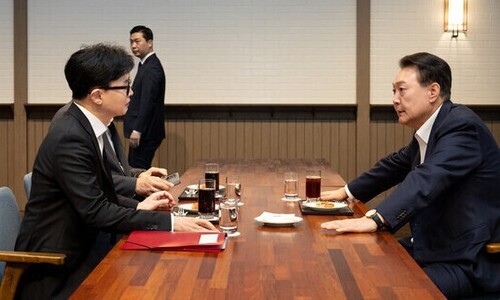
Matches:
[99,82,131,95]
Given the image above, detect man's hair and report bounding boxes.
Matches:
[399,52,452,101]
[130,25,154,41]
[64,43,134,100]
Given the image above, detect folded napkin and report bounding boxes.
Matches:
[258,212,296,223]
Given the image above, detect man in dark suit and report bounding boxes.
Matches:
[15,43,217,300]
[320,52,500,298]
[124,25,166,169]
[52,102,173,199]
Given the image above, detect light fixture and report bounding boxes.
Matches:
[444,0,468,38]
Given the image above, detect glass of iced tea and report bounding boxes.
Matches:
[198,178,216,219]
[305,169,321,202]
[205,163,220,192]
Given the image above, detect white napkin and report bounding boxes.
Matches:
[258,212,296,223]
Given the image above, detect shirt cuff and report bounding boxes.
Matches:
[344,184,355,200]
[170,213,174,232]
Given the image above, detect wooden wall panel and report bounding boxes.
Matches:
[0,119,14,185]
[157,118,357,186]
[5,113,498,212]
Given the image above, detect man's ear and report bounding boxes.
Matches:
[428,83,441,103]
[89,88,103,105]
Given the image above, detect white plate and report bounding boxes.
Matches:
[178,203,219,213]
[254,214,303,227]
[301,201,347,211]
[185,184,225,191]
[195,216,220,222]
[186,184,198,190]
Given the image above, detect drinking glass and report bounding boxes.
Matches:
[198,178,216,219]
[284,172,299,200]
[305,169,321,202]
[205,163,220,192]
[219,197,238,235]
[226,175,242,205]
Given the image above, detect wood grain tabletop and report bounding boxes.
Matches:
[70,159,444,299]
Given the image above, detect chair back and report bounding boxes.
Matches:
[23,172,32,199]
[0,187,21,280]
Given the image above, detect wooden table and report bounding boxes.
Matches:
[71,159,444,299]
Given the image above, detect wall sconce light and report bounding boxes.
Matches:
[444,0,468,38]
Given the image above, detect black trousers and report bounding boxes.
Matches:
[128,138,162,169]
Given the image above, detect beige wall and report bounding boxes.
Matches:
[2,0,500,211]
[371,0,500,105]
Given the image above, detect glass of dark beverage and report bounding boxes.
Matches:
[305,169,321,202]
[198,178,216,219]
[205,163,220,192]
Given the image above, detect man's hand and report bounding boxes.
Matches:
[174,217,219,232]
[136,175,174,196]
[136,191,175,211]
[320,187,348,201]
[320,217,377,233]
[140,167,168,178]
[129,130,141,148]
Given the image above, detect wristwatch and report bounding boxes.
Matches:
[365,209,386,230]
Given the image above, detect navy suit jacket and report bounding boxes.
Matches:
[15,103,171,299]
[124,53,166,142]
[348,100,500,291]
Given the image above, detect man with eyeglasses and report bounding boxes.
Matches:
[15,43,217,299]
[124,25,166,169]
[52,98,173,200]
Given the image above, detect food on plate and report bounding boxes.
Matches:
[315,201,335,208]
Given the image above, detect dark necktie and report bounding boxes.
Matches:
[101,135,115,182]
[108,123,131,176]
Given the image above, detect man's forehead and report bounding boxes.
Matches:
[393,67,418,85]
[130,33,145,40]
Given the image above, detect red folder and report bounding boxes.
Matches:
[121,231,228,252]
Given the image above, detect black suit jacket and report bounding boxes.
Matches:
[106,122,144,197]
[124,53,166,142]
[349,100,500,292]
[52,101,144,198]
[15,103,171,299]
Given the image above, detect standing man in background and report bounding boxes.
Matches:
[124,25,166,169]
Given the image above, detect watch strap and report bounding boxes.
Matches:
[370,212,385,230]
[366,209,386,231]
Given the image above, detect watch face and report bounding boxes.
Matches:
[365,209,376,218]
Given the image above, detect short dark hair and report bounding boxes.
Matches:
[399,52,452,101]
[64,43,134,100]
[130,25,154,41]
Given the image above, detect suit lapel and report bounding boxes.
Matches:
[410,137,421,170]
[67,103,113,183]
[426,100,453,155]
